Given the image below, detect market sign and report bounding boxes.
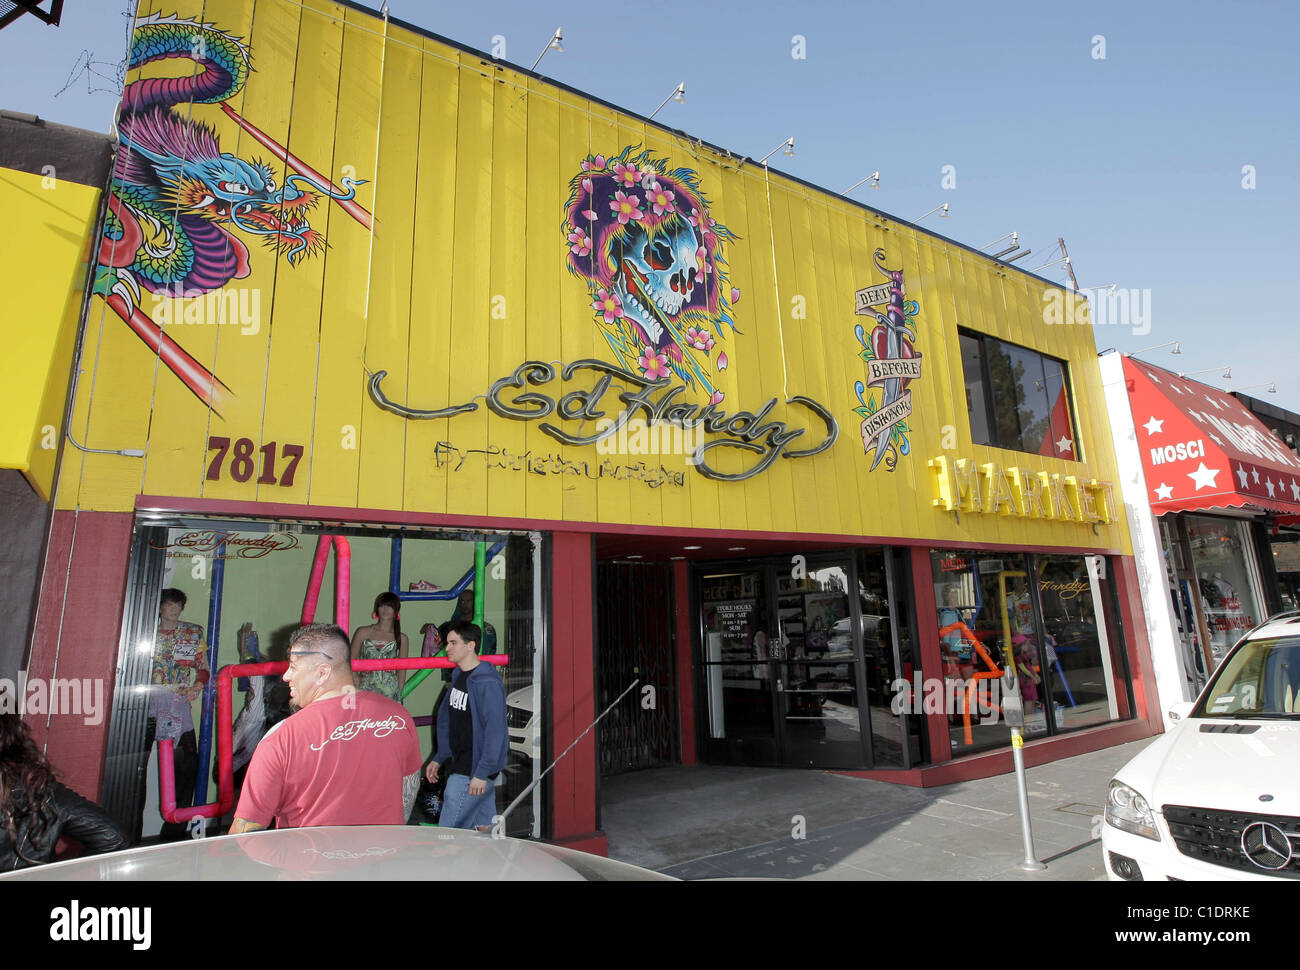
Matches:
[929,455,1117,524]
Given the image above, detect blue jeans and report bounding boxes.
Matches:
[439,774,496,830]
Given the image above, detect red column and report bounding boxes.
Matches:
[674,560,696,766]
[1112,554,1162,732]
[26,509,135,798]
[909,546,951,762]
[547,532,605,854]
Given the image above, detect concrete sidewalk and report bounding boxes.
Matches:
[600,739,1154,880]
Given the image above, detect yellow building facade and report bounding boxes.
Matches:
[28,0,1161,854]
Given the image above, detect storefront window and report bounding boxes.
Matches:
[1185,515,1264,663]
[1267,527,1300,613]
[959,330,1077,458]
[929,551,1025,755]
[929,549,1132,757]
[1035,555,1132,731]
[1160,517,1210,687]
[109,522,540,843]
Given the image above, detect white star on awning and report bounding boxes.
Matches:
[1291,479,1300,501]
[1236,464,1250,488]
[1143,416,1164,435]
[1188,462,1220,491]
[1265,478,1276,498]
[1154,482,1174,500]
[1055,435,1074,454]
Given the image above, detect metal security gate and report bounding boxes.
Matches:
[596,562,678,776]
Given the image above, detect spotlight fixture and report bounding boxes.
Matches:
[842,172,880,194]
[757,137,796,167]
[1177,366,1232,380]
[1230,382,1278,394]
[915,203,949,222]
[530,27,564,71]
[1126,340,1181,358]
[649,82,686,120]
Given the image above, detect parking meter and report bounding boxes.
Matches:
[1001,663,1043,870]
[1001,665,1024,729]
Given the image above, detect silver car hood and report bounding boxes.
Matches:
[0,826,673,881]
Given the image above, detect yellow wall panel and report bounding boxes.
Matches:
[0,169,100,498]
[62,0,1133,559]
[354,25,422,515]
[307,4,383,509]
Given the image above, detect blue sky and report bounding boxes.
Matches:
[3,0,1296,406]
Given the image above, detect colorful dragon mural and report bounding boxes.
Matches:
[97,12,370,412]
[562,147,739,403]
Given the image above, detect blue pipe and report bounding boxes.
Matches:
[193,538,226,807]
[389,535,403,597]
[388,539,507,600]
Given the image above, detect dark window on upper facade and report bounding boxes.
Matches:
[959,330,1079,459]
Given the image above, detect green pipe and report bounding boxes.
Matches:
[474,540,486,627]
[400,540,489,700]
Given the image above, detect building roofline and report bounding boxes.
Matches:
[339,0,1074,294]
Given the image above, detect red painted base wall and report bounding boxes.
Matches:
[25,509,134,799]
[547,532,606,855]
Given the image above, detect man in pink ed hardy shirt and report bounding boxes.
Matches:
[230,623,422,833]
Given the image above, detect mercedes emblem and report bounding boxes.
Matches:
[1240,821,1292,870]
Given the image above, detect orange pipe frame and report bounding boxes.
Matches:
[157,654,509,826]
[938,620,1005,746]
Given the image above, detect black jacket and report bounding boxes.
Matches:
[2,781,128,871]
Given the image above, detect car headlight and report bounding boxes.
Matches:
[1105,780,1160,841]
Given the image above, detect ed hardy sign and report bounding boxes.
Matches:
[368,358,838,482]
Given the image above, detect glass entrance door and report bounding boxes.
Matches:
[772,560,867,767]
[701,569,778,764]
[700,557,871,768]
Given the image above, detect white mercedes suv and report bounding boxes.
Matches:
[1103,612,1300,881]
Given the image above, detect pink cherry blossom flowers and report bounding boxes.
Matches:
[685,326,715,352]
[638,349,671,381]
[717,352,729,370]
[581,155,607,172]
[610,191,644,225]
[612,161,642,188]
[592,288,624,323]
[710,390,725,405]
[568,225,592,257]
[645,181,676,216]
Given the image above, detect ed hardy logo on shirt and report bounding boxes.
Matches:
[310,716,407,751]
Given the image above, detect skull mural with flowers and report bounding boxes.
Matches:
[563,147,739,402]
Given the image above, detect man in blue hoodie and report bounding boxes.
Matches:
[426,621,508,831]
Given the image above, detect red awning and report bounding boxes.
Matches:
[1122,357,1300,517]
